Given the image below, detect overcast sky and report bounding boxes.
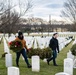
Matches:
[25,0,66,21]
[2,0,66,21]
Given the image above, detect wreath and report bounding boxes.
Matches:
[71,44,76,56]
[9,41,23,52]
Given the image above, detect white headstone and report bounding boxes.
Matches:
[5,54,12,67]
[3,37,10,53]
[67,51,74,59]
[33,39,38,49]
[64,58,73,75]
[55,72,70,75]
[73,59,76,68]
[32,56,40,72]
[8,67,19,75]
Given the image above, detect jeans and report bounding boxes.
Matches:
[47,50,57,65]
[16,49,29,66]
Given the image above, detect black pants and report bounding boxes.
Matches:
[16,49,29,66]
[47,50,57,65]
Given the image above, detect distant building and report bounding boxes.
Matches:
[51,20,65,25]
[21,18,49,25]
[17,24,72,32]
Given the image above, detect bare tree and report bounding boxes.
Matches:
[0,0,33,34]
[62,0,76,23]
[61,0,76,31]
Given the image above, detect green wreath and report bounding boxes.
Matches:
[71,44,76,56]
[9,41,23,52]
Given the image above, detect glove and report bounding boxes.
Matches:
[27,48,31,51]
[27,48,31,53]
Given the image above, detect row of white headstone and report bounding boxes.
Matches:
[7,55,40,75]
[67,51,76,69]
[55,50,75,75]
[3,37,12,67]
[4,36,73,75]
[5,36,72,51]
[72,40,76,69]
[72,38,76,69]
[3,37,20,75]
[55,39,76,75]
[4,32,76,37]
[3,37,10,53]
[55,57,73,75]
[29,51,76,74]
[3,37,40,75]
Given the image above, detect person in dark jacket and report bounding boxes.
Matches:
[15,31,31,68]
[47,33,59,66]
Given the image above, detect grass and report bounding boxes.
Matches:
[0,40,76,75]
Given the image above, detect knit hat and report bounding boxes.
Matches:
[18,32,23,36]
